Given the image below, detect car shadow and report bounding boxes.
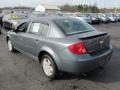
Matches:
[56,46,120,84]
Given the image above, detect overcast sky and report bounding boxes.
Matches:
[0,0,119,8]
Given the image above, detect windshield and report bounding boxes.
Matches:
[54,18,95,35]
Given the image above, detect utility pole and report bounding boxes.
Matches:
[82,0,85,12]
[104,0,106,13]
[114,0,119,13]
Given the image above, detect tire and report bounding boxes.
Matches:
[7,39,15,52]
[41,54,57,80]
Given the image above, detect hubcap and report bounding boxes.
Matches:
[42,58,54,76]
[8,40,12,51]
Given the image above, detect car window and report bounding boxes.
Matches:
[29,23,42,34]
[54,19,95,35]
[41,24,49,36]
[17,22,29,32]
[29,22,49,36]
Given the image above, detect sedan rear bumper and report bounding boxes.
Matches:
[59,47,112,74]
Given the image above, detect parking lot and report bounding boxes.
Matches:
[0,23,120,90]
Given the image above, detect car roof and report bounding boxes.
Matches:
[15,15,82,29]
[30,16,77,22]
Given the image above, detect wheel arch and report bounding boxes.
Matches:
[38,47,62,71]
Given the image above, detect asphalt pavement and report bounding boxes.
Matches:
[0,23,120,90]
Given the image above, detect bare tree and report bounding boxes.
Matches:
[60,4,77,12]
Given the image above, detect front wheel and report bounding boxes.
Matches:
[7,39,15,52]
[41,54,57,80]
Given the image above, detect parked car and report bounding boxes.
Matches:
[106,13,116,22]
[3,13,28,30]
[113,13,120,22]
[98,13,110,23]
[0,13,3,27]
[73,16,88,23]
[75,13,92,24]
[29,12,48,18]
[115,13,120,22]
[0,28,1,35]
[6,16,112,80]
[117,13,120,22]
[85,13,101,24]
[0,13,3,35]
[56,12,86,22]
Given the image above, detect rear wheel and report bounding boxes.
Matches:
[7,39,15,52]
[41,54,57,80]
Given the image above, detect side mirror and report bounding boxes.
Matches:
[14,27,24,33]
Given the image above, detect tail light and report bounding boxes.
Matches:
[68,41,87,55]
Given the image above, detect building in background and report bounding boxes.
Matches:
[35,4,60,13]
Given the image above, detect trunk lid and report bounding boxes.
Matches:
[68,31,110,55]
[82,33,110,54]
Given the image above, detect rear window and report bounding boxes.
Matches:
[54,19,95,35]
